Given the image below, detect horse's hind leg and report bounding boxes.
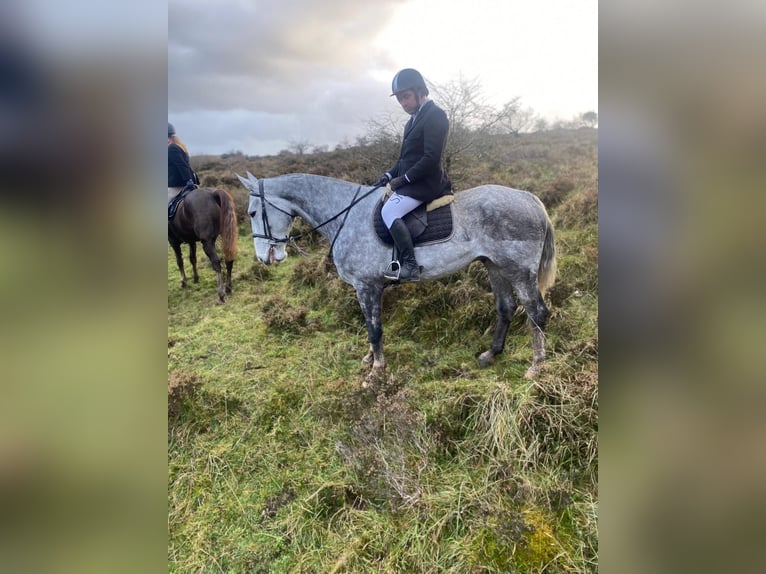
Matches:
[478,266,518,368]
[201,238,226,304]
[224,260,233,294]
[516,279,550,379]
[188,242,200,284]
[170,239,188,288]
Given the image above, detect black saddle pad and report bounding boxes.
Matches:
[168,183,198,220]
[373,198,454,246]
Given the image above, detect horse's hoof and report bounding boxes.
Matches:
[180,281,187,289]
[217,296,225,305]
[477,351,494,368]
[361,352,374,367]
[524,364,540,379]
[225,286,232,294]
[362,367,386,389]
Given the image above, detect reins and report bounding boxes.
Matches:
[249,180,383,257]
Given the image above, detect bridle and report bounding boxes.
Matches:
[249,179,383,262]
[250,180,291,245]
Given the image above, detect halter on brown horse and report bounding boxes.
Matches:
[168,187,238,303]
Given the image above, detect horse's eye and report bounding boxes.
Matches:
[248,210,257,218]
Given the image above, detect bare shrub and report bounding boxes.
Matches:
[289,218,325,251]
[234,261,272,284]
[290,256,326,288]
[464,260,491,290]
[321,275,364,328]
[520,369,598,483]
[227,184,250,218]
[287,252,362,329]
[168,370,200,419]
[538,177,575,210]
[384,264,497,342]
[261,296,309,332]
[554,186,598,228]
[548,228,598,302]
[201,174,220,188]
[427,392,483,452]
[468,373,597,484]
[546,281,573,308]
[259,487,297,523]
[336,386,432,509]
[446,280,496,334]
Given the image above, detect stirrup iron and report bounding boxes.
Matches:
[383,260,401,281]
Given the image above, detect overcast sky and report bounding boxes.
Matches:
[168,0,597,157]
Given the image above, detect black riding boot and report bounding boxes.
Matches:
[385,218,421,282]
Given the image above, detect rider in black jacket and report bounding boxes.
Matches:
[374,69,452,282]
[167,122,195,201]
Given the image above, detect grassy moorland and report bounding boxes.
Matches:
[168,127,597,572]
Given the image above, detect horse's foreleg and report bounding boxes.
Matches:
[170,240,187,288]
[478,318,512,368]
[362,345,375,366]
[201,239,225,304]
[355,285,385,371]
[189,242,200,284]
[478,269,517,368]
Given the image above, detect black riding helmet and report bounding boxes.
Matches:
[390,68,428,97]
[168,122,176,138]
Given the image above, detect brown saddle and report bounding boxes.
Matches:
[372,192,454,246]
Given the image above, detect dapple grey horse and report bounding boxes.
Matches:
[237,172,556,379]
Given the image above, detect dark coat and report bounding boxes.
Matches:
[387,99,452,203]
[168,143,194,187]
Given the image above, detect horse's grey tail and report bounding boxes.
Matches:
[538,216,557,298]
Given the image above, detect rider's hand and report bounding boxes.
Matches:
[373,174,390,188]
[389,176,407,190]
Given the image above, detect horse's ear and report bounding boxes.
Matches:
[236,173,253,190]
[246,171,258,184]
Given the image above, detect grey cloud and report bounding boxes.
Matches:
[169,0,405,112]
[169,0,409,154]
[173,109,301,156]
[168,0,414,155]
[173,78,407,157]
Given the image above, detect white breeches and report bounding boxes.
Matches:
[381,192,423,228]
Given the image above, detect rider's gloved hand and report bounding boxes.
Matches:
[373,173,391,188]
[389,176,408,191]
[183,179,198,192]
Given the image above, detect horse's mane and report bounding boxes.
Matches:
[277,173,359,187]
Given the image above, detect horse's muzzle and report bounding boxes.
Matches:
[256,243,286,265]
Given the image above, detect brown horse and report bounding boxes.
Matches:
[168,187,238,303]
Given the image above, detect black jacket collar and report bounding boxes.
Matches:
[404,99,434,137]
